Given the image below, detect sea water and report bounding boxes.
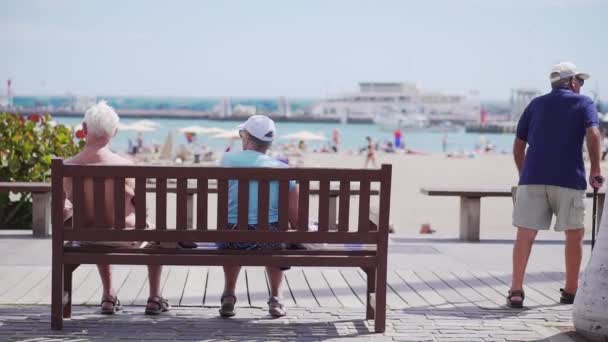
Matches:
[53,116,516,154]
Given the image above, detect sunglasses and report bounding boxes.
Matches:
[574,76,585,86]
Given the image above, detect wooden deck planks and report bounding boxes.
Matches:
[134,266,171,306]
[203,267,224,307]
[322,269,362,308]
[373,269,413,309]
[85,266,130,306]
[434,270,492,307]
[115,267,147,306]
[162,266,189,306]
[0,266,49,304]
[180,267,207,306]
[339,269,367,305]
[303,269,341,307]
[488,270,554,306]
[396,269,449,307]
[246,267,270,308]
[450,270,506,307]
[284,268,318,307]
[0,266,32,298]
[414,270,468,305]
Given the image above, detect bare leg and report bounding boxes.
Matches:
[510,227,538,301]
[266,267,284,298]
[144,265,164,312]
[564,228,584,293]
[223,266,241,296]
[97,264,115,310]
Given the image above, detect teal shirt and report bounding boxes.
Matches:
[221,150,295,224]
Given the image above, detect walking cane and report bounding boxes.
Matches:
[592,176,605,250]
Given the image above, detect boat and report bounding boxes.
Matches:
[309,82,481,127]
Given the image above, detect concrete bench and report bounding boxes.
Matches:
[1,181,378,237]
[420,187,605,242]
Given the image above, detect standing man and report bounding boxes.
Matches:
[508,62,603,308]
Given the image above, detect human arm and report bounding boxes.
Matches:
[583,98,603,189]
[586,126,603,189]
[513,137,527,177]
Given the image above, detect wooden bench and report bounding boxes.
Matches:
[0,181,378,237]
[420,187,605,242]
[50,158,392,332]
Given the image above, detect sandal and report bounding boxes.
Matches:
[506,289,525,308]
[560,288,576,304]
[145,297,170,315]
[268,296,286,318]
[219,294,236,318]
[101,295,122,315]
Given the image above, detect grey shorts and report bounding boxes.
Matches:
[512,185,586,231]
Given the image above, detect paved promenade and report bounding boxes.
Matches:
[0,231,593,341]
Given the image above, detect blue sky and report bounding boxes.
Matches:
[1,0,607,100]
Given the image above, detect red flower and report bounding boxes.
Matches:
[18,115,25,125]
[75,129,86,139]
[28,114,41,123]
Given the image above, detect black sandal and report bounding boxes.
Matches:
[507,289,525,308]
[100,295,122,315]
[145,297,170,315]
[560,288,576,304]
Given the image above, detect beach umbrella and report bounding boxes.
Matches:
[211,130,241,139]
[131,119,161,128]
[118,123,156,132]
[280,131,327,141]
[178,125,227,134]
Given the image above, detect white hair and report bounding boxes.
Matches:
[83,100,119,138]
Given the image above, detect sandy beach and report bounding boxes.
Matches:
[148,150,605,241]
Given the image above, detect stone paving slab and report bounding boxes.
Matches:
[0,305,585,341]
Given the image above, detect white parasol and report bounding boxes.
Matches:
[280,131,327,141]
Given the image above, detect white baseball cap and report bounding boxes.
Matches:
[550,62,590,82]
[237,115,276,142]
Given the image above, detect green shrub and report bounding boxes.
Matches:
[0,113,84,229]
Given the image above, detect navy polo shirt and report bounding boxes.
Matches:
[516,88,598,190]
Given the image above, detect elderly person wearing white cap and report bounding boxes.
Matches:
[508,62,603,308]
[216,115,299,318]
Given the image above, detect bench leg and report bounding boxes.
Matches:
[459,197,481,242]
[364,267,376,320]
[374,263,387,333]
[32,192,51,237]
[63,265,78,318]
[51,263,64,330]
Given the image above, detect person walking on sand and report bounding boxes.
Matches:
[364,136,378,168]
[508,62,603,308]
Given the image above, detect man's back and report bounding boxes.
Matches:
[63,149,137,228]
[221,150,294,224]
[517,88,598,190]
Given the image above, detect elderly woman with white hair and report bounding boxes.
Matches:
[62,101,169,315]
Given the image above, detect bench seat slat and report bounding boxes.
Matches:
[93,178,106,228]
[196,178,208,230]
[113,178,126,229]
[135,178,147,229]
[155,178,167,230]
[63,253,377,268]
[257,180,270,230]
[62,229,379,244]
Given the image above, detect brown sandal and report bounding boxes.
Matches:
[101,295,122,315]
[145,297,170,315]
[507,290,525,308]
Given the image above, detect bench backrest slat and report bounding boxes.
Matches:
[93,178,107,228]
[297,180,309,231]
[217,179,228,229]
[155,178,167,230]
[196,178,208,230]
[358,180,371,232]
[113,178,126,229]
[135,177,146,229]
[338,180,350,232]
[72,177,85,229]
[176,178,188,230]
[237,180,250,230]
[278,180,290,231]
[317,180,330,232]
[257,180,270,230]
